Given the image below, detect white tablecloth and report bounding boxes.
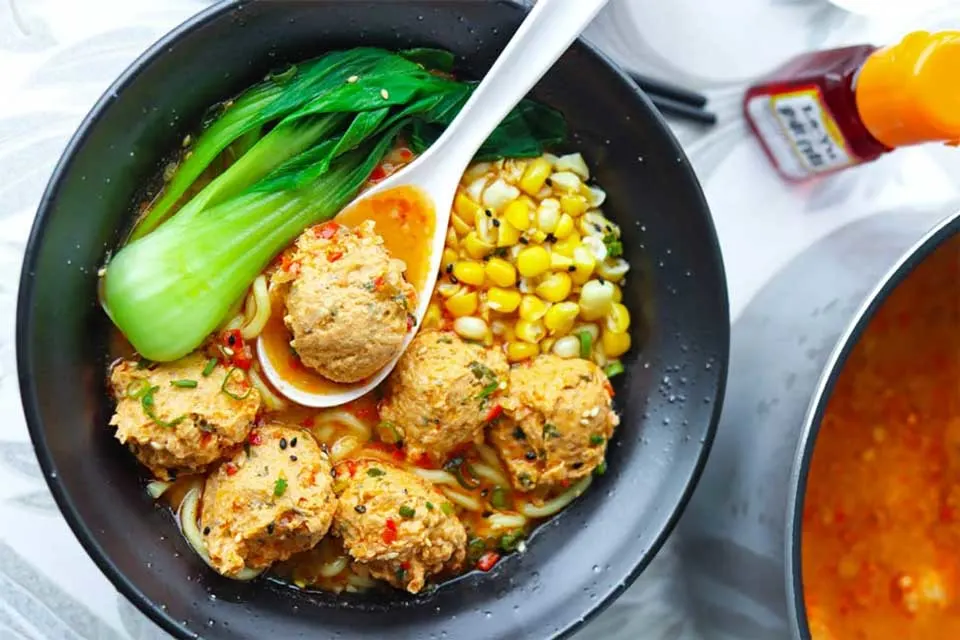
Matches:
[1,1,958,638]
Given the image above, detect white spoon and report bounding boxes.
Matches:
[259,0,610,408]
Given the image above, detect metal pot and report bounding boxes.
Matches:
[674,205,960,639]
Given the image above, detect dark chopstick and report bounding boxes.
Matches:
[628,72,707,108]
[648,95,717,126]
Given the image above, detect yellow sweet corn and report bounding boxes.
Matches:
[441,248,458,272]
[451,212,472,237]
[444,290,479,317]
[518,295,550,321]
[519,157,552,195]
[602,329,631,358]
[446,227,459,250]
[559,194,588,217]
[540,337,556,354]
[550,253,574,271]
[463,231,494,259]
[485,258,517,287]
[497,220,522,247]
[507,341,539,363]
[487,287,521,313]
[543,302,580,334]
[454,191,484,222]
[611,283,623,303]
[503,200,532,231]
[515,318,546,344]
[536,272,572,303]
[579,279,615,320]
[554,213,575,239]
[553,232,581,258]
[423,303,443,329]
[516,246,550,278]
[436,282,461,298]
[571,246,596,284]
[606,303,630,334]
[452,261,485,287]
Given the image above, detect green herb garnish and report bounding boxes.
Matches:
[425,501,434,511]
[273,476,288,497]
[498,531,525,552]
[593,460,608,477]
[220,367,252,400]
[376,421,402,445]
[398,505,416,518]
[604,360,624,378]
[603,232,623,258]
[577,331,593,359]
[589,434,605,446]
[367,467,386,478]
[140,385,185,428]
[170,379,198,388]
[543,423,560,439]
[202,358,218,377]
[440,502,454,515]
[476,381,499,401]
[490,486,509,510]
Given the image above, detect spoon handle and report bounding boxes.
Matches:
[425,0,609,175]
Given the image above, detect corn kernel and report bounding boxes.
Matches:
[454,316,490,341]
[516,246,550,278]
[507,341,539,363]
[451,212,472,237]
[528,229,548,244]
[455,191,484,222]
[446,227,459,250]
[487,287,521,313]
[553,335,580,359]
[541,337,556,354]
[423,303,443,329]
[515,318,546,344]
[497,220,522,247]
[554,213,575,239]
[436,282,462,298]
[579,279,615,320]
[553,232,581,258]
[442,248,458,272]
[444,290,479,317]
[571,246,596,284]
[612,283,623,303]
[606,303,631,334]
[463,231,494,259]
[560,195,589,217]
[518,295,550,321]
[549,171,582,193]
[452,261,485,287]
[537,200,561,233]
[519,157,552,195]
[596,258,630,282]
[475,212,497,244]
[503,200,532,231]
[485,258,517,287]
[536,272,572,302]
[602,329,631,358]
[550,252,574,271]
[544,301,580,333]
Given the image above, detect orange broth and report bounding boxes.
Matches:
[802,233,960,639]
[258,184,435,397]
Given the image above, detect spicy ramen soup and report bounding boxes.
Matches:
[802,233,960,639]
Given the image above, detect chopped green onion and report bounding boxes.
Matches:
[376,421,402,445]
[220,367,252,400]
[367,467,386,478]
[577,331,593,359]
[476,381,499,401]
[425,501,435,511]
[490,486,509,510]
[498,531,525,553]
[444,456,481,490]
[441,502,454,515]
[589,434,605,446]
[140,385,185,428]
[398,505,416,518]
[273,476,288,497]
[170,379,198,389]
[593,460,608,477]
[126,379,151,399]
[136,357,152,370]
[202,358,218,377]
[543,423,560,439]
[467,537,487,562]
[604,360,624,378]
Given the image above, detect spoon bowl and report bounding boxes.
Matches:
[258,0,609,407]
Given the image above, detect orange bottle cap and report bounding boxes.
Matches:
[856,30,960,149]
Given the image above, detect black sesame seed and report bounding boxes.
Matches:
[480,488,489,497]
[445,264,453,274]
[567,265,576,272]
[290,455,298,462]
[227,334,236,346]
[525,451,537,460]
[545,233,556,243]
[266,523,275,534]
[279,438,288,450]
[572,462,584,470]
[355,505,367,514]
[598,277,606,285]
[519,237,529,245]
[481,511,493,518]
[512,427,526,440]
[203,527,211,536]
[484,209,493,217]
[449,275,459,284]
[545,177,553,186]
[492,219,501,227]
[290,437,298,448]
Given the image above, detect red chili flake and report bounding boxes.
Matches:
[344,460,358,477]
[373,275,385,290]
[476,551,500,572]
[232,350,253,371]
[315,221,340,239]
[369,164,387,182]
[603,380,615,398]
[414,452,434,469]
[225,463,238,476]
[200,431,213,447]
[289,356,301,371]
[382,518,398,544]
[327,250,343,262]
[398,148,413,161]
[559,479,571,489]
[279,254,292,271]
[301,416,315,428]
[406,315,416,331]
[484,404,503,423]
[248,431,263,446]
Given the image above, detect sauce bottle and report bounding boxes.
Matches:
[744,31,960,182]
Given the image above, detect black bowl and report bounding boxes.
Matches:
[16,1,729,638]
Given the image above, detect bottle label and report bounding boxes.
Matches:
[747,87,855,180]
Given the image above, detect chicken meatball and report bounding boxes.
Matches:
[490,355,618,492]
[272,220,417,383]
[109,353,261,480]
[379,330,509,464]
[200,424,337,577]
[333,459,466,593]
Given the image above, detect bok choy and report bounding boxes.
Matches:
[102,47,566,362]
